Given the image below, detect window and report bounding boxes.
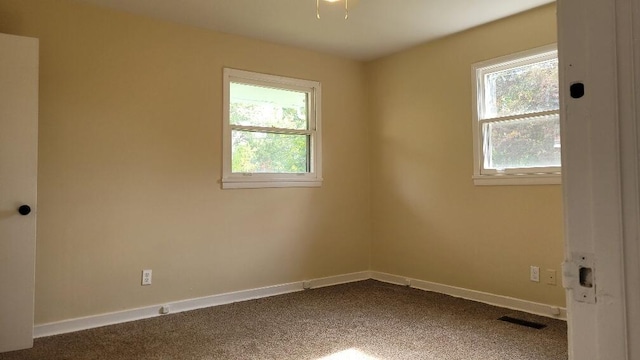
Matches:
[472,45,560,185]
[222,68,322,189]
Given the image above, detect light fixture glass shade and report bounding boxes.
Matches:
[316,0,350,19]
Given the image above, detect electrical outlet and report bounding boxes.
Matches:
[546,269,557,285]
[530,266,540,282]
[142,269,152,286]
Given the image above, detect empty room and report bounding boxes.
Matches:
[1,0,638,359]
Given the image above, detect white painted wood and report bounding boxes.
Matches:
[303,271,372,289]
[371,272,567,320]
[472,174,561,186]
[619,0,640,358]
[34,271,371,338]
[558,0,635,358]
[0,33,39,352]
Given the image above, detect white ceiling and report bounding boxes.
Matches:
[77,0,555,61]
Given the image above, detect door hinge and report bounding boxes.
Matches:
[562,252,596,304]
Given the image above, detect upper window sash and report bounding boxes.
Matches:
[228,78,316,131]
[476,48,559,121]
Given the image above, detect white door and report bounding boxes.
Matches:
[558,0,639,358]
[0,33,39,353]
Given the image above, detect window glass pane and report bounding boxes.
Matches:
[232,130,309,173]
[484,114,561,170]
[230,83,308,130]
[483,58,558,119]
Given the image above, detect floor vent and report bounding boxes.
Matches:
[498,316,547,329]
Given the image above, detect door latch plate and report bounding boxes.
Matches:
[562,252,596,304]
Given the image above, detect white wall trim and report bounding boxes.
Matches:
[33,271,370,338]
[34,270,565,338]
[305,271,373,289]
[472,173,561,186]
[371,271,567,320]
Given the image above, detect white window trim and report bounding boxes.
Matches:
[471,44,560,186]
[222,68,322,189]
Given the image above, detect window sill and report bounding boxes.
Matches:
[221,178,323,189]
[473,173,561,186]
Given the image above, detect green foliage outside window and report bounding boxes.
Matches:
[484,58,560,169]
[230,103,309,173]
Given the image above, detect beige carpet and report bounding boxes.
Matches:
[0,280,567,360]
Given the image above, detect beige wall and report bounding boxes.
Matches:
[0,0,371,324]
[0,0,565,326]
[367,4,565,307]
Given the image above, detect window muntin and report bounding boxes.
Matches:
[472,45,560,184]
[229,83,308,130]
[222,68,322,189]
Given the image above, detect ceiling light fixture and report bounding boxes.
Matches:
[316,0,349,20]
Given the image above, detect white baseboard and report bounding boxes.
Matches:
[371,271,567,320]
[34,270,565,338]
[306,271,373,289]
[34,271,371,338]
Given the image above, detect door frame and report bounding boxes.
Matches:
[558,0,639,358]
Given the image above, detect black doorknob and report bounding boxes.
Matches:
[18,205,31,216]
